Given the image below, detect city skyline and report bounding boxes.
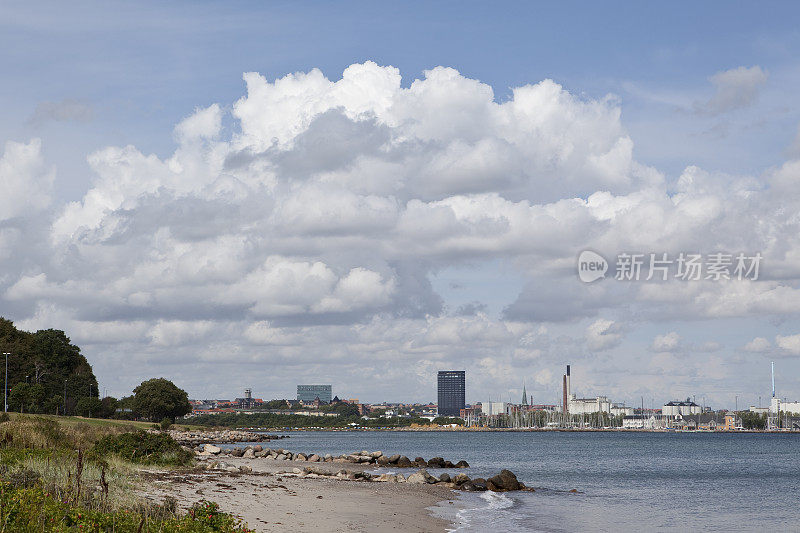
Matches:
[2,2,800,407]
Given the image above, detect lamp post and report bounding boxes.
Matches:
[2,352,9,412]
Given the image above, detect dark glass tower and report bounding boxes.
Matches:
[437,370,465,416]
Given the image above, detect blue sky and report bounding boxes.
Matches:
[2,2,800,406]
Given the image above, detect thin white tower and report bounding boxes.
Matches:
[767,362,778,431]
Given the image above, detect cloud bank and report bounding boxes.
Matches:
[3,62,800,403]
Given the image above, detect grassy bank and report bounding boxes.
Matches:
[0,414,251,532]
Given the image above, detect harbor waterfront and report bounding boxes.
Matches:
[235,430,800,532]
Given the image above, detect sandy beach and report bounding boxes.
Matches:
[140,456,459,532]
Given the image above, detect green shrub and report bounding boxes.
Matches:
[90,431,193,466]
[160,417,173,430]
[0,481,252,532]
[0,412,10,423]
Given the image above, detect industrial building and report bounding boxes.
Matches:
[297,384,332,404]
[662,399,702,416]
[437,370,465,416]
[561,364,633,416]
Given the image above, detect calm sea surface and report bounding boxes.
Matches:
[246,430,800,532]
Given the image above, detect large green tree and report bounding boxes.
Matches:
[0,318,98,415]
[132,378,191,422]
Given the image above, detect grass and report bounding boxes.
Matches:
[0,415,251,532]
[5,412,205,432]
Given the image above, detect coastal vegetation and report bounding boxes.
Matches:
[0,414,250,531]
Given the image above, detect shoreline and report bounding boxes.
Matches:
[190,425,798,434]
[140,456,460,532]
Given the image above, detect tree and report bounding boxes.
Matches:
[132,378,191,422]
[98,396,119,419]
[9,383,31,412]
[75,396,103,417]
[0,319,98,415]
[27,383,45,412]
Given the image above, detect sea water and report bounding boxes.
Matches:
[245,430,800,532]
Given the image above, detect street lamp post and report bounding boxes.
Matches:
[2,352,9,412]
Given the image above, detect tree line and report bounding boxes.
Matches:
[0,318,191,422]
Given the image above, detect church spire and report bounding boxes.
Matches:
[521,381,528,405]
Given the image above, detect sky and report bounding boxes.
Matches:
[2,1,800,408]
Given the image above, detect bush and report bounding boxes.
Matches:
[0,481,252,532]
[0,412,10,423]
[160,417,173,430]
[90,431,193,466]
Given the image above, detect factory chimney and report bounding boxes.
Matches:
[566,364,571,399]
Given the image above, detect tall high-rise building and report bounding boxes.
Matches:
[437,370,465,417]
[297,384,332,404]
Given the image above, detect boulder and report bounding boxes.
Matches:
[295,453,307,461]
[376,456,390,466]
[471,478,488,491]
[226,466,239,473]
[438,473,451,483]
[387,454,401,464]
[252,445,263,452]
[360,450,370,456]
[203,444,221,455]
[443,460,455,468]
[486,470,521,492]
[406,470,429,484]
[427,457,445,468]
[407,469,438,484]
[455,460,470,468]
[324,454,332,462]
[308,454,320,462]
[370,451,383,458]
[414,457,426,465]
[243,449,255,459]
[396,456,413,468]
[238,465,252,473]
[230,448,244,458]
[396,474,406,483]
[254,450,267,458]
[453,473,471,485]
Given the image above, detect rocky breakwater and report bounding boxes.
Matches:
[199,458,531,494]
[169,429,288,446]
[196,446,469,469]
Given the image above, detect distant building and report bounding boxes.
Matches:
[770,397,800,415]
[482,402,508,416]
[437,370,465,417]
[297,384,332,404]
[662,399,701,416]
[562,364,633,416]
